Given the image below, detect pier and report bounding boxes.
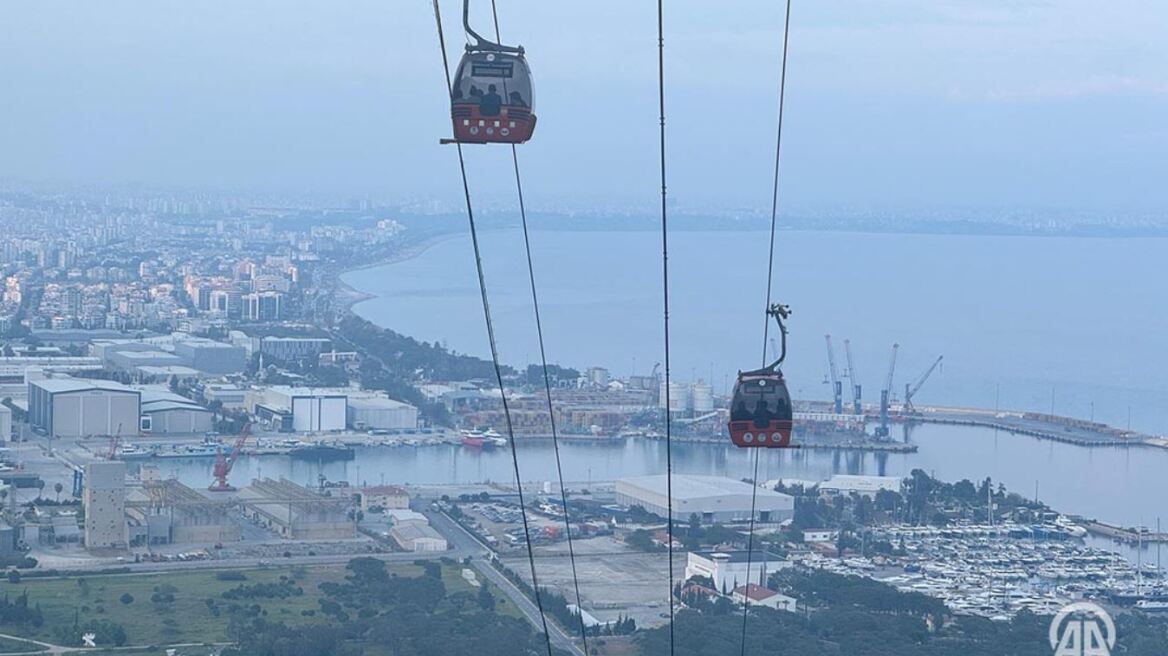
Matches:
[1083,520,1168,545]
[898,406,1156,448]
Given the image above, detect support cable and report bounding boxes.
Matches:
[741,1,794,654]
[487,2,591,652]
[656,0,676,654]
[431,4,554,655]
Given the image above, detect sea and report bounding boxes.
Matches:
[168,228,1168,553]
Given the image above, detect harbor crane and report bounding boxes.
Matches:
[105,423,124,460]
[904,355,944,415]
[208,422,252,492]
[824,335,843,414]
[876,344,899,439]
[844,339,862,415]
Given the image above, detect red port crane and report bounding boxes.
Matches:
[208,422,251,492]
[106,423,123,460]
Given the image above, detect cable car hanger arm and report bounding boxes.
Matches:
[463,0,524,54]
[743,303,791,375]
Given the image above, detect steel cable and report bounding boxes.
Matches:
[741,1,794,653]
[431,3,554,655]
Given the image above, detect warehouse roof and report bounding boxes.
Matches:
[30,378,138,394]
[618,474,791,502]
[347,396,416,410]
[141,401,213,414]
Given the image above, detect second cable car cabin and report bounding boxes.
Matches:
[728,303,796,448]
[449,2,536,144]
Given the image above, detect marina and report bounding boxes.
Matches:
[806,522,1167,620]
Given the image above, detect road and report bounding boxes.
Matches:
[427,510,584,656]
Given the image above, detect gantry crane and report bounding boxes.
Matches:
[208,422,251,492]
[844,339,861,416]
[825,335,843,414]
[904,355,943,415]
[876,344,899,439]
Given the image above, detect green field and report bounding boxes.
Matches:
[0,561,493,649]
[0,635,45,653]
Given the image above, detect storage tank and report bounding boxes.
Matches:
[659,381,690,411]
[691,381,714,413]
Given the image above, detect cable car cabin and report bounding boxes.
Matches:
[729,371,794,448]
[451,51,536,144]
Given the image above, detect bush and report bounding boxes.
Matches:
[119,593,133,605]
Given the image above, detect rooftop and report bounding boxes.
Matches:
[31,377,138,394]
[619,474,792,502]
[347,396,415,410]
[733,584,781,601]
[691,550,784,565]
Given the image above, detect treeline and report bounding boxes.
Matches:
[338,315,506,382]
[222,580,304,601]
[220,557,562,656]
[640,568,1168,656]
[0,590,43,628]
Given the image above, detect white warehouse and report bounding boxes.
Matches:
[347,396,418,430]
[28,378,140,438]
[616,474,794,524]
[258,386,346,432]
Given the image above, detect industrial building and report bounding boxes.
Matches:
[0,405,10,441]
[239,478,355,540]
[29,378,140,438]
[140,398,213,434]
[202,384,248,410]
[347,396,418,431]
[257,386,346,432]
[359,485,410,512]
[390,522,448,552]
[126,479,240,545]
[83,461,128,550]
[172,337,246,374]
[685,550,790,595]
[260,336,331,362]
[106,349,186,371]
[819,475,903,498]
[616,475,794,524]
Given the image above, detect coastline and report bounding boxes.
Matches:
[333,230,464,317]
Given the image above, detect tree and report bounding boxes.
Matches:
[54,482,63,502]
[477,584,496,612]
[119,593,134,605]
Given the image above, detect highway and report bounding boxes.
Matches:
[427,510,584,656]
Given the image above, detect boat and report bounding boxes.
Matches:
[117,445,153,460]
[1136,600,1168,612]
[462,429,487,448]
[288,443,355,462]
[154,445,220,459]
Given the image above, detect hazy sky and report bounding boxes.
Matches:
[1,1,1165,214]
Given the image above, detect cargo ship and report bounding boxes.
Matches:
[288,443,355,462]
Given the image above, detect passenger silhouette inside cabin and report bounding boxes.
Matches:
[508,90,528,108]
[480,84,503,116]
[775,396,791,420]
[753,399,774,428]
[732,399,750,422]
